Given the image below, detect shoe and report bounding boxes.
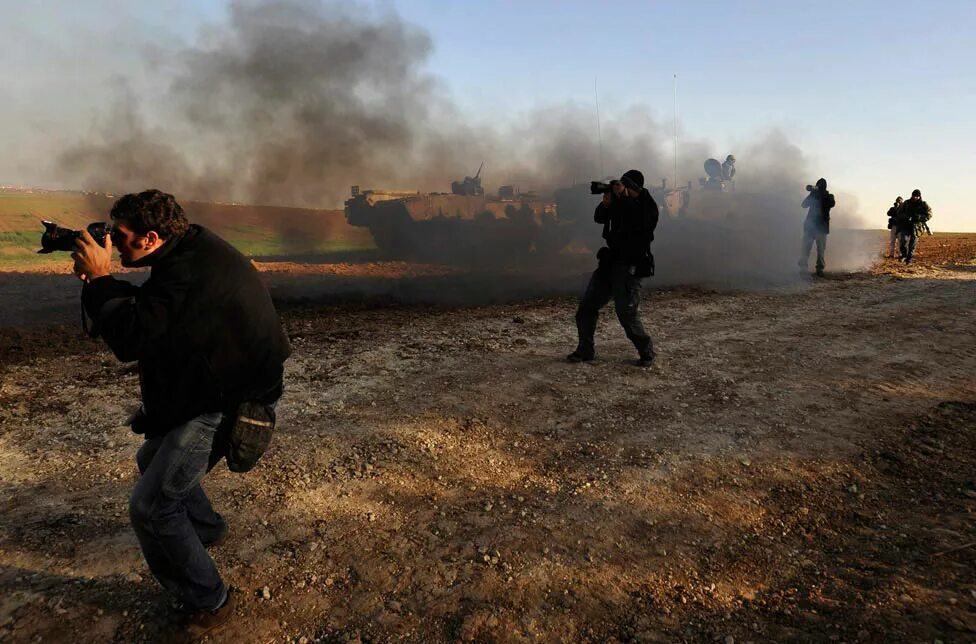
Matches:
[635,353,655,368]
[566,351,594,363]
[168,589,236,643]
[815,268,824,277]
[201,521,230,549]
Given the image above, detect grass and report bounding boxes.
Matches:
[0,189,377,271]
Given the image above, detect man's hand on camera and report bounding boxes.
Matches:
[72,230,112,283]
[602,192,613,207]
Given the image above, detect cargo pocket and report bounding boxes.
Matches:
[162,412,222,497]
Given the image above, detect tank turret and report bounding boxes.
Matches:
[451,162,485,196]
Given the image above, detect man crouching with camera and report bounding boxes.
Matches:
[70,189,290,640]
[567,169,659,367]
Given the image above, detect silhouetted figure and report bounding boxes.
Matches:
[798,178,836,277]
[568,169,659,367]
[896,188,932,264]
[721,154,736,181]
[886,196,903,258]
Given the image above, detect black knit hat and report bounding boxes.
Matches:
[911,188,921,198]
[620,169,644,192]
[816,178,827,190]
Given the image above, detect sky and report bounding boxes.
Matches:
[1,0,974,230]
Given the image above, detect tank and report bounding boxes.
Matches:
[450,162,485,196]
[344,180,569,261]
[649,156,786,224]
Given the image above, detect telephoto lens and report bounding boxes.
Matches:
[38,220,110,253]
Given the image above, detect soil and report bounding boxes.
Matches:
[0,233,974,643]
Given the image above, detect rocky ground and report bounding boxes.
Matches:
[0,234,974,643]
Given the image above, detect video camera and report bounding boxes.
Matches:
[590,179,621,195]
[38,220,110,254]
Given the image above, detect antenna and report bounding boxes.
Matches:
[672,73,678,190]
[595,77,604,178]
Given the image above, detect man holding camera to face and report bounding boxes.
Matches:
[70,189,290,640]
[798,178,836,277]
[567,169,659,367]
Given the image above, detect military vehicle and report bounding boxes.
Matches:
[344,176,569,261]
[451,162,485,196]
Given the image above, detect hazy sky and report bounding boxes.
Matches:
[2,0,973,230]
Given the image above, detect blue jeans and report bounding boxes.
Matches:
[800,232,827,271]
[130,412,227,611]
[898,232,917,263]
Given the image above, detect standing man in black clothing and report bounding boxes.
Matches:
[70,189,291,640]
[798,178,836,277]
[886,196,903,258]
[568,169,658,367]
[897,188,932,264]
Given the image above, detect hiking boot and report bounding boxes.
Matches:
[167,589,236,643]
[815,268,824,277]
[201,521,230,549]
[566,351,594,363]
[635,353,656,368]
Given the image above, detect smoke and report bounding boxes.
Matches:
[52,0,870,285]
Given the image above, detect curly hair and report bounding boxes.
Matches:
[109,189,190,239]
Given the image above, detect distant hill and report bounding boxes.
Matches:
[0,189,374,269]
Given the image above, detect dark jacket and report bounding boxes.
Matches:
[594,189,659,268]
[82,225,291,437]
[802,188,836,235]
[898,198,931,235]
[886,204,901,230]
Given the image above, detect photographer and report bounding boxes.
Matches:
[71,189,290,640]
[798,178,835,277]
[568,169,658,367]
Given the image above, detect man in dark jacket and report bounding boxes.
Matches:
[897,188,932,264]
[568,169,658,367]
[798,178,836,277]
[886,196,903,258]
[71,189,291,639]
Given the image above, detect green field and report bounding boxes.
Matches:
[0,190,375,270]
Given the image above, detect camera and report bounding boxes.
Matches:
[590,179,621,195]
[805,184,815,192]
[38,220,110,254]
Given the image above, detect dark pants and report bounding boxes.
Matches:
[575,262,653,358]
[799,231,827,271]
[898,232,917,263]
[130,411,227,611]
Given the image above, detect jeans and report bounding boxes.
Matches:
[888,228,898,257]
[898,232,917,263]
[130,411,227,611]
[800,232,827,271]
[575,262,653,358]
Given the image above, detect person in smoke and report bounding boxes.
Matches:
[896,188,932,264]
[798,178,836,277]
[568,169,658,367]
[721,154,736,181]
[886,196,904,258]
[70,190,291,640]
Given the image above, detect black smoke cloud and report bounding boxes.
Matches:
[56,0,718,206]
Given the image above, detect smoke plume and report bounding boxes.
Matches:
[54,0,870,285]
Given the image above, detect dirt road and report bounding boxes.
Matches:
[1,241,975,642]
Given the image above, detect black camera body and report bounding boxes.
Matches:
[590,179,621,195]
[38,220,110,254]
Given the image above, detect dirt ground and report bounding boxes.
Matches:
[1,234,974,643]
